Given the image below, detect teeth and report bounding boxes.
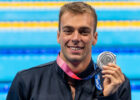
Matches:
[71,47,81,50]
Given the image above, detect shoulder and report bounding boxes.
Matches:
[7,61,58,99]
[20,60,56,73]
[15,60,57,81]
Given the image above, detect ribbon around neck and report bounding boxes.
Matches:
[56,55,101,81]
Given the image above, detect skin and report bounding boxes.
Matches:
[57,12,97,73]
[57,11,125,97]
[102,63,125,96]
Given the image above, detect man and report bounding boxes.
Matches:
[7,2,131,100]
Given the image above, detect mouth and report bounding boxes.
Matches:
[67,45,84,51]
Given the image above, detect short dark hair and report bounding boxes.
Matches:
[59,2,97,32]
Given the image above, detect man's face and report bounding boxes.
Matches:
[57,12,97,63]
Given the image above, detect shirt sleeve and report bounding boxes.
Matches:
[6,72,27,100]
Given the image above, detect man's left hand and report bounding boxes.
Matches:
[102,63,125,96]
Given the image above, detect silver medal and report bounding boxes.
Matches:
[97,51,116,69]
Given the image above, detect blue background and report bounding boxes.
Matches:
[0,0,140,99]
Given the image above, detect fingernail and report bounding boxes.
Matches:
[102,66,105,70]
[103,66,106,68]
[101,70,103,73]
[108,63,111,65]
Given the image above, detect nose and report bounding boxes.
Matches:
[72,30,81,44]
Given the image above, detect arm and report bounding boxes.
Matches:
[97,63,131,100]
[6,72,27,100]
[97,76,131,100]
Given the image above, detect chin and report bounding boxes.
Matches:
[68,56,83,62]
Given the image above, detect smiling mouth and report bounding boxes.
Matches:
[67,46,84,50]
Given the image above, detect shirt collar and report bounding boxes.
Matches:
[76,59,95,78]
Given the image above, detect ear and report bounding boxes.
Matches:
[57,30,60,44]
[92,32,98,46]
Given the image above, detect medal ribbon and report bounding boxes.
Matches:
[56,55,101,80]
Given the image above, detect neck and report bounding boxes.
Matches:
[70,61,90,74]
[60,53,91,74]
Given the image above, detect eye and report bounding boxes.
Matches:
[79,28,91,35]
[64,29,71,33]
[63,29,73,35]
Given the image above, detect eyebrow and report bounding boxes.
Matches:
[62,26,74,30]
[79,26,91,30]
[62,26,91,30]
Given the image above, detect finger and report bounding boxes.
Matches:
[102,65,119,76]
[102,74,123,85]
[103,63,118,70]
[108,63,121,72]
[103,65,125,82]
[102,74,116,83]
[102,69,123,83]
[102,70,118,79]
[108,63,125,82]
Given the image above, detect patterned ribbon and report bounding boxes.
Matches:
[56,55,101,80]
[56,55,102,90]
